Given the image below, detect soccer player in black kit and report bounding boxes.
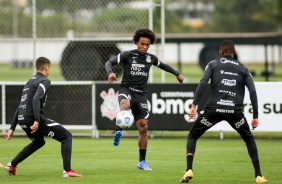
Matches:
[180,40,266,184]
[4,57,82,177]
[105,28,184,170]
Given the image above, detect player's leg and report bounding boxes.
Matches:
[227,114,266,183]
[113,87,131,146]
[40,118,82,177]
[5,121,45,176]
[136,118,151,170]
[181,114,219,182]
[133,95,151,170]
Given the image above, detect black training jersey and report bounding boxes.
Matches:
[10,72,51,130]
[105,49,180,94]
[193,56,258,118]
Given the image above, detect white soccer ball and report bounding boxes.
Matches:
[116,110,134,128]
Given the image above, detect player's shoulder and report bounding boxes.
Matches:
[36,74,51,85]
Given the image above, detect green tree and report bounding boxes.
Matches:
[256,0,282,33]
[207,0,276,32]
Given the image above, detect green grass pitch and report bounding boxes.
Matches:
[0,137,281,183]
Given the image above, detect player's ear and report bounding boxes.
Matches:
[219,49,223,56]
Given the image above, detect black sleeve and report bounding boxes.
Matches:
[156,61,180,76]
[193,61,214,105]
[10,107,19,131]
[244,69,258,118]
[33,80,51,122]
[105,55,118,75]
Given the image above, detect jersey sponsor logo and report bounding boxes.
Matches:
[221,79,236,86]
[19,104,26,109]
[216,108,234,113]
[132,64,145,68]
[129,87,143,93]
[220,70,238,76]
[146,55,151,63]
[219,90,236,97]
[140,102,148,109]
[131,64,148,76]
[234,118,245,129]
[48,131,55,138]
[220,58,239,65]
[18,115,24,120]
[100,88,120,121]
[217,99,235,106]
[132,60,137,64]
[200,117,213,127]
[21,94,27,102]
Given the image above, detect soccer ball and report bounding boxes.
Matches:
[116,110,134,128]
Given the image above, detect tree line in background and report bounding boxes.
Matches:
[0,0,281,38]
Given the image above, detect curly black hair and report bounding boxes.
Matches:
[133,28,156,45]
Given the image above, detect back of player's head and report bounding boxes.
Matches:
[36,57,51,70]
[219,40,236,56]
[133,28,156,45]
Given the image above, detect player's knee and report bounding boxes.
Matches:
[137,119,148,134]
[65,131,72,140]
[32,139,45,148]
[243,134,255,144]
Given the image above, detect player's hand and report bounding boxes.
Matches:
[30,121,39,134]
[177,74,184,84]
[251,119,259,130]
[108,72,117,83]
[5,130,14,140]
[188,104,197,122]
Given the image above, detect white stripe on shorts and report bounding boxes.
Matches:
[47,123,60,127]
[118,93,129,100]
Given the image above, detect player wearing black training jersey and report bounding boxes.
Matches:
[180,40,266,184]
[105,28,184,170]
[4,57,82,177]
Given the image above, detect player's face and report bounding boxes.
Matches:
[136,37,151,54]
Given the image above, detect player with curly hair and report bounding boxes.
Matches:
[105,28,184,170]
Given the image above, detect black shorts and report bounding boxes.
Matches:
[118,87,149,120]
[19,115,71,143]
[188,112,253,141]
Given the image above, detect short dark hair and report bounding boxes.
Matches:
[36,57,50,70]
[219,40,236,55]
[133,28,156,44]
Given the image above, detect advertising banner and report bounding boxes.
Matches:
[96,83,211,130]
[96,82,282,132]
